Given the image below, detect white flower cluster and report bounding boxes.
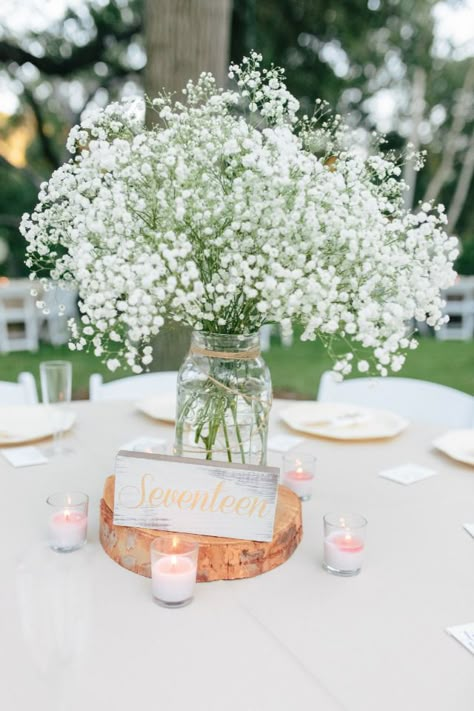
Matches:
[21,52,458,374]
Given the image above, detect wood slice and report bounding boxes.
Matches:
[100,475,302,582]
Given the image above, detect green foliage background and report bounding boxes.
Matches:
[1,0,473,276]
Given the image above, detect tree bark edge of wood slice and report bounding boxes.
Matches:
[100,475,303,582]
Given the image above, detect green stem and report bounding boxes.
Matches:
[230,398,246,463]
[222,415,233,463]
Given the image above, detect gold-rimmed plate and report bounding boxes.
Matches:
[280,401,409,441]
[0,405,76,446]
[433,430,474,467]
[136,394,177,424]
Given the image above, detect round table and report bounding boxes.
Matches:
[0,400,472,711]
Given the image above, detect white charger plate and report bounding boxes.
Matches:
[279,401,408,441]
[136,393,177,424]
[433,430,474,467]
[0,405,76,446]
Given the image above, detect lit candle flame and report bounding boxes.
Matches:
[64,509,71,521]
[295,458,303,474]
[171,554,178,569]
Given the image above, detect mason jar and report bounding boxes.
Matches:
[174,331,272,465]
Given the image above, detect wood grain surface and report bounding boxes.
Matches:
[100,475,303,582]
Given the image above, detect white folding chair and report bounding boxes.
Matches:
[89,371,178,401]
[0,372,39,405]
[0,283,39,353]
[260,324,294,352]
[260,325,273,352]
[436,276,474,341]
[40,284,78,346]
[318,371,473,427]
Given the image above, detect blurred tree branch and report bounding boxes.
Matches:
[403,67,426,211]
[423,61,474,205]
[70,66,141,127]
[0,20,142,76]
[22,87,60,169]
[0,214,20,228]
[0,155,42,189]
[448,127,474,231]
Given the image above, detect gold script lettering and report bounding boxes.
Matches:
[118,473,153,508]
[200,482,224,512]
[176,490,194,510]
[118,473,271,520]
[190,489,207,510]
[219,495,236,513]
[235,497,251,516]
[247,497,262,517]
[163,488,179,507]
[149,486,164,506]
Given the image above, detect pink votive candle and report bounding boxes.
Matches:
[282,454,316,500]
[323,513,367,576]
[47,492,89,552]
[151,538,199,608]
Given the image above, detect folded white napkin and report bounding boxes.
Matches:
[267,434,303,452]
[2,446,48,468]
[446,623,474,655]
[463,523,474,538]
[378,463,437,485]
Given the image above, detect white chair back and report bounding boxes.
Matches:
[0,372,38,405]
[260,324,294,352]
[89,372,178,401]
[318,371,473,428]
[436,276,474,341]
[41,284,78,345]
[0,283,39,353]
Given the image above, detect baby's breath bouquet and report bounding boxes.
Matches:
[21,53,457,464]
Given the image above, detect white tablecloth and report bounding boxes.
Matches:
[0,400,473,711]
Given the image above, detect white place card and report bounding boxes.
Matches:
[463,523,474,538]
[267,434,304,452]
[2,446,48,468]
[378,463,437,486]
[113,451,279,542]
[446,623,474,655]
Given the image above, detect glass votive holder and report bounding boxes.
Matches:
[46,492,89,553]
[282,453,316,501]
[323,512,367,576]
[132,437,166,454]
[151,537,199,608]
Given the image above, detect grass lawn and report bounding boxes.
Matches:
[0,336,473,400]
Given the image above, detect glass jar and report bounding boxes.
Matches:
[175,332,272,465]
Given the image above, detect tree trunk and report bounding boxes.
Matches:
[403,67,426,211]
[447,128,474,232]
[423,61,474,205]
[145,0,232,97]
[144,0,232,371]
